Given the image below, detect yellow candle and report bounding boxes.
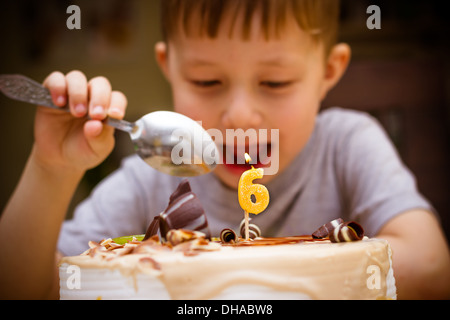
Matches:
[238,167,269,214]
[238,154,270,240]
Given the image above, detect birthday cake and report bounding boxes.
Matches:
[59,180,397,300]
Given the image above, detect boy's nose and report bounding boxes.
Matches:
[221,91,263,130]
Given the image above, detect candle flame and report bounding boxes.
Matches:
[245,153,252,164]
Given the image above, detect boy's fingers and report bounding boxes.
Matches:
[88,76,112,120]
[66,70,88,117]
[84,120,115,158]
[83,120,104,138]
[108,91,128,119]
[43,71,67,107]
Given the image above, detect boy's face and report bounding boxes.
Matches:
[157,12,347,189]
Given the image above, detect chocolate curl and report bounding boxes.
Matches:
[159,180,211,241]
[328,221,365,243]
[239,219,261,240]
[220,228,237,243]
[312,218,344,239]
[169,179,192,203]
[142,180,211,242]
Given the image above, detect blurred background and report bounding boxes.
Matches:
[0,0,449,242]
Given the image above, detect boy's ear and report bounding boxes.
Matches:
[320,43,351,100]
[155,41,170,81]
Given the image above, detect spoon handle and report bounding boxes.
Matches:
[0,74,136,133]
[0,74,64,110]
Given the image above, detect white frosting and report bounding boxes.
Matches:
[59,265,171,300]
[385,244,397,300]
[59,238,396,300]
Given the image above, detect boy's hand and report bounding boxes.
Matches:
[32,70,127,173]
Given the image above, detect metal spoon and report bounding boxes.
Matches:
[0,74,219,177]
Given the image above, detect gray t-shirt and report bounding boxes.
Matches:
[58,108,433,256]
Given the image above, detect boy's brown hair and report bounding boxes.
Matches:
[160,0,340,55]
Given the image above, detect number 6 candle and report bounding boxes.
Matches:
[238,153,270,240]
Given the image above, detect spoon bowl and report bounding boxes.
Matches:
[129,111,218,176]
[0,74,219,177]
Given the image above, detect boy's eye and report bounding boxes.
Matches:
[260,81,292,89]
[191,80,221,87]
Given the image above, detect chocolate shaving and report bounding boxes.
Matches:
[172,236,220,255]
[166,229,205,246]
[329,221,365,243]
[132,236,172,254]
[113,245,136,256]
[312,218,344,239]
[88,241,101,249]
[139,257,161,270]
[107,243,125,251]
[89,245,108,258]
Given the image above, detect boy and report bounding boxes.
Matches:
[1,0,449,299]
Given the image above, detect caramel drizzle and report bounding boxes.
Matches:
[219,235,328,247]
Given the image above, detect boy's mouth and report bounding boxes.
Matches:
[221,143,272,176]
